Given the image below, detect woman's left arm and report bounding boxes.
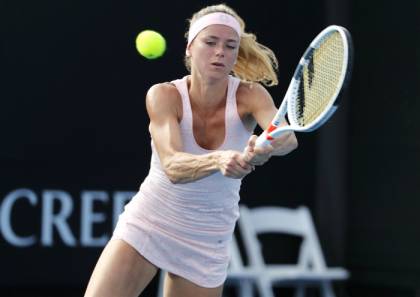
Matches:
[240,83,298,165]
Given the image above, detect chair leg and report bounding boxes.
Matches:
[157,270,165,297]
[320,281,336,297]
[255,278,275,297]
[238,280,254,297]
[294,284,305,297]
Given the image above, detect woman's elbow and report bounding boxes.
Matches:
[162,159,184,184]
[162,166,181,184]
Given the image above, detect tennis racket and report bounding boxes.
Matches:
[256,25,353,147]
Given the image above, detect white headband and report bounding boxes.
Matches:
[187,12,242,50]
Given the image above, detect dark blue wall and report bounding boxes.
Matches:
[1,0,419,296]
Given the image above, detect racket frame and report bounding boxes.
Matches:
[256,25,353,147]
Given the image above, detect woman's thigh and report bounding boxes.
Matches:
[84,239,158,297]
[163,272,224,297]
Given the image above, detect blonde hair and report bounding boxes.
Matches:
[185,4,279,87]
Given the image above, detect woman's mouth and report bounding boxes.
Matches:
[211,62,225,67]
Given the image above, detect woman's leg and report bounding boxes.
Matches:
[84,239,158,297]
[163,272,224,297]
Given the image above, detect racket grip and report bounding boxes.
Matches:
[255,132,272,148]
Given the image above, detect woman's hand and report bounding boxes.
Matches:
[217,150,254,179]
[269,131,298,156]
[242,135,274,166]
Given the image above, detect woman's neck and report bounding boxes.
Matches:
[188,72,228,110]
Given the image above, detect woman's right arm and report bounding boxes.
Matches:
[146,83,252,184]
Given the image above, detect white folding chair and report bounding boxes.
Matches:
[157,269,165,297]
[224,235,255,297]
[237,205,349,297]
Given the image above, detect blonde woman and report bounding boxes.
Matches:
[84,4,297,297]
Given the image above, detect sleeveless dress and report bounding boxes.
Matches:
[112,75,252,288]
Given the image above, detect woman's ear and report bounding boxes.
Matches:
[185,43,192,57]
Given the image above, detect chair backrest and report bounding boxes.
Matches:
[238,205,328,271]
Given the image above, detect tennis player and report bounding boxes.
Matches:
[84,4,297,297]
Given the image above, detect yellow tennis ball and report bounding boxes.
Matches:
[135,30,166,59]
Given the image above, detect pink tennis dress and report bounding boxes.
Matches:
[112,75,252,287]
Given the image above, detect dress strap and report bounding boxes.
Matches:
[171,76,193,129]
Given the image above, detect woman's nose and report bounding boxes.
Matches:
[215,45,225,57]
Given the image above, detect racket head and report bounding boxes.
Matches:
[286,25,354,131]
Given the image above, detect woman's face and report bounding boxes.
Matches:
[188,24,239,79]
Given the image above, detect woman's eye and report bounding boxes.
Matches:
[227,45,236,49]
[206,41,216,46]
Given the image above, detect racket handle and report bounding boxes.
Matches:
[255,131,272,147]
[256,125,291,148]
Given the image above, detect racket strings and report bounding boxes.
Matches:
[296,32,344,126]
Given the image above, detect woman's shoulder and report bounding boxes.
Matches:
[146,82,182,106]
[236,81,272,104]
[147,82,180,99]
[146,82,183,119]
